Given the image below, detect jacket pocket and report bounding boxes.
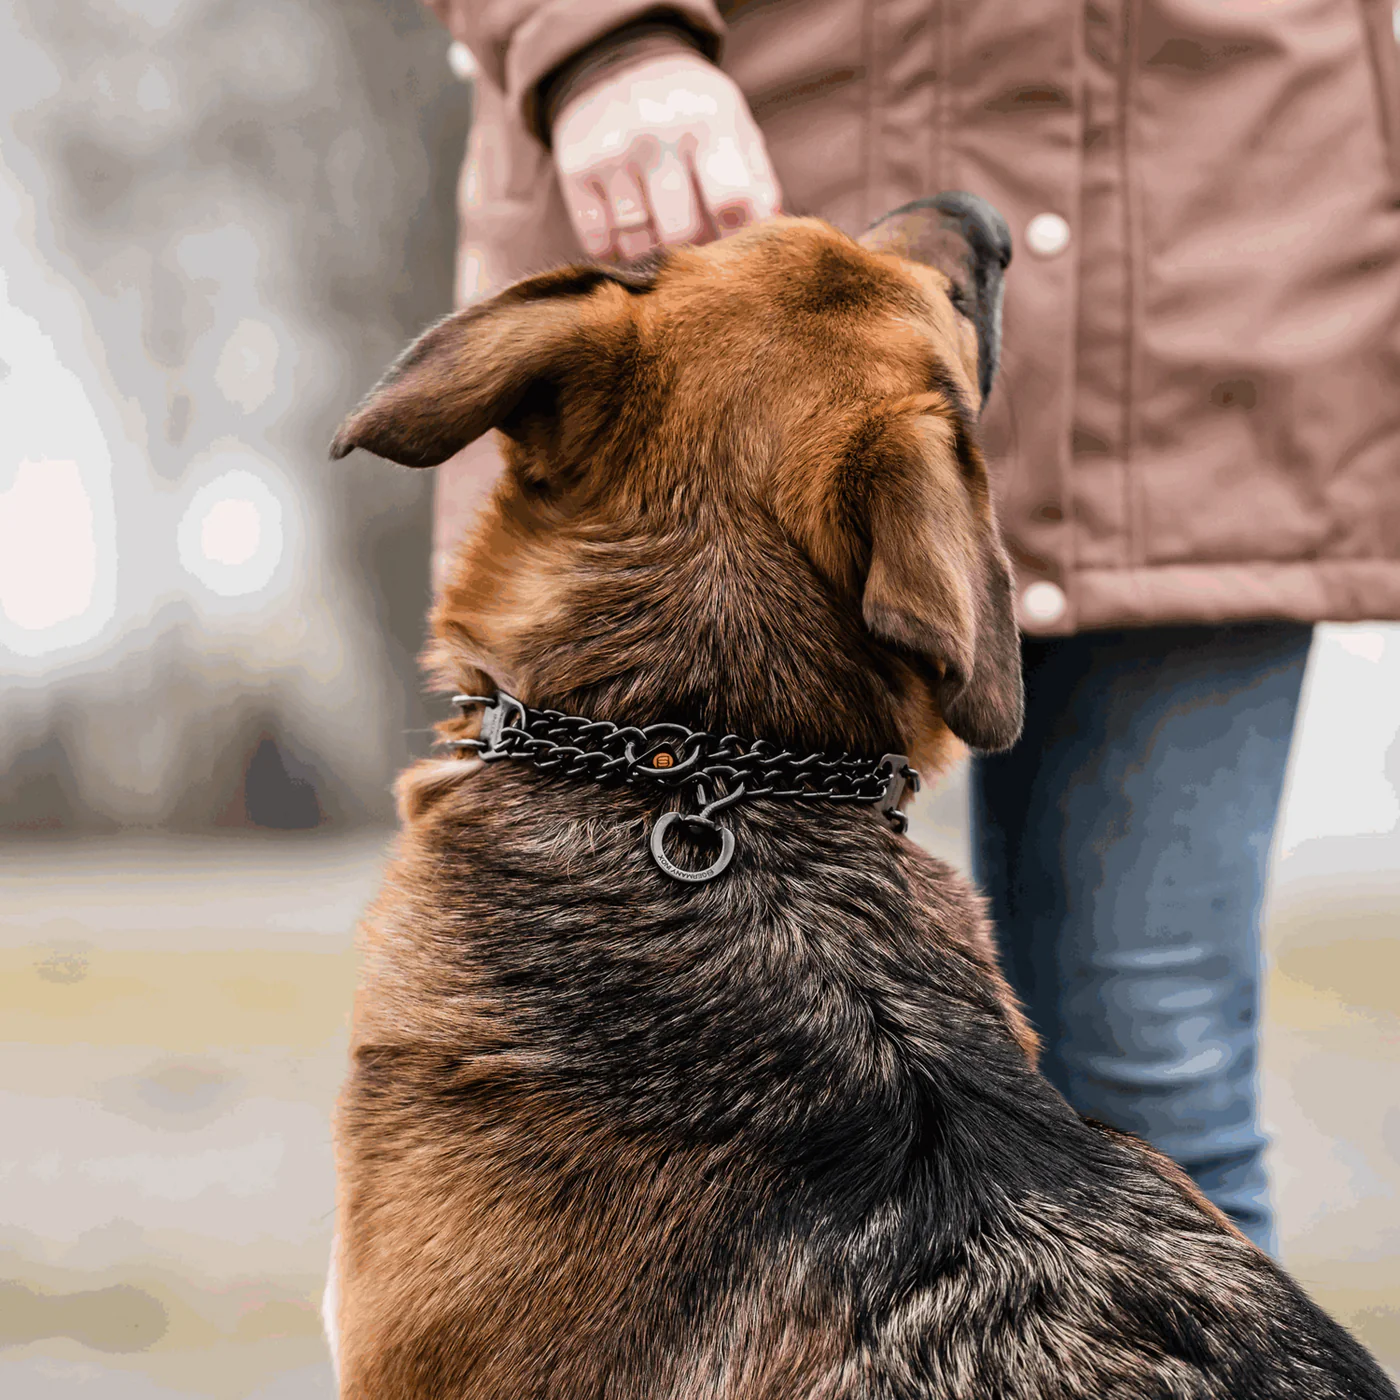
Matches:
[1358,0,1400,191]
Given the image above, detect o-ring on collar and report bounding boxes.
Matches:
[450,692,919,883]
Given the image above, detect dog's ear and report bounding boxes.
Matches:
[860,192,1012,407]
[329,256,665,468]
[858,409,1023,752]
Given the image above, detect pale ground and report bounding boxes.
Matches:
[2,766,1398,1396]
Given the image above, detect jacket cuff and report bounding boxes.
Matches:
[536,20,711,145]
[509,2,726,145]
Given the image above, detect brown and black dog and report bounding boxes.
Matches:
[327,197,1398,1400]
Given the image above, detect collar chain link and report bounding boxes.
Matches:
[449,692,919,883]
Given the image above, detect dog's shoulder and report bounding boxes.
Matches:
[339,784,1399,1400]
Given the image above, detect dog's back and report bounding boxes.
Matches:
[336,771,1392,1399]
[328,210,1398,1399]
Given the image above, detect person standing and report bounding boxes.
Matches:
[420,0,1400,1252]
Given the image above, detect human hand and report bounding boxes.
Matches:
[552,49,782,262]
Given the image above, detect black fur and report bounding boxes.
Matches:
[360,766,1399,1399]
[334,215,1395,1400]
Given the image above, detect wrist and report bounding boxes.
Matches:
[537,19,713,147]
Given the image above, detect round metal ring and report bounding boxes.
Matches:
[649,813,735,883]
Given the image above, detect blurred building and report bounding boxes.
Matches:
[1,0,470,831]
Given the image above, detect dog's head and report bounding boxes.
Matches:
[333,196,1021,769]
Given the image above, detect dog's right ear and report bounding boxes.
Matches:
[329,255,666,468]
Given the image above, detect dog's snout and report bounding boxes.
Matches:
[859,191,1011,404]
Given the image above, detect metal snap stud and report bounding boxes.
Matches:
[624,732,702,778]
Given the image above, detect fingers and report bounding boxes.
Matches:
[564,168,659,262]
[602,166,655,260]
[552,53,784,261]
[567,178,614,259]
[645,150,706,246]
[692,127,782,236]
[567,141,776,263]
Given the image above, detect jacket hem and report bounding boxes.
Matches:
[1043,560,1400,635]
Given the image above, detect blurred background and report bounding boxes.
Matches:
[1,0,1397,1396]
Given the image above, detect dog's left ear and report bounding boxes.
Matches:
[859,191,1012,406]
[329,256,664,468]
[858,410,1024,752]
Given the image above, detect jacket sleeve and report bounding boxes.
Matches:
[423,2,727,138]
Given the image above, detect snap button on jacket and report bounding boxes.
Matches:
[427,0,1400,634]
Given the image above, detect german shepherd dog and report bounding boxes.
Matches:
[326,197,1398,1399]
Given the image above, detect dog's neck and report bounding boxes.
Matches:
[433,509,961,780]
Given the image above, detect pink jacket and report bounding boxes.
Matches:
[426,0,1400,635]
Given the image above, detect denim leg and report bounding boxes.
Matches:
[970,623,1313,1254]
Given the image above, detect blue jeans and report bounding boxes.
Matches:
[971,623,1314,1254]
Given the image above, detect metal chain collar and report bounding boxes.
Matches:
[450,691,920,883]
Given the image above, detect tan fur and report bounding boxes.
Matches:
[325,216,1394,1400]
[336,220,1024,1398]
